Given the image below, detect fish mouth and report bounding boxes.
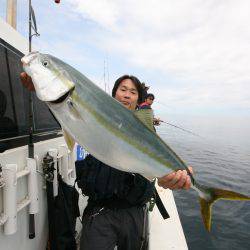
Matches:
[22,52,75,102]
[21,51,39,66]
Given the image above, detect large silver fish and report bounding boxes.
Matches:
[22,52,250,231]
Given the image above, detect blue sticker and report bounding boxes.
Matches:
[76,145,85,161]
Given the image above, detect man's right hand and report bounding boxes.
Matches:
[153,118,161,126]
[20,72,35,91]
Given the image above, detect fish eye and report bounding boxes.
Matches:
[42,60,49,67]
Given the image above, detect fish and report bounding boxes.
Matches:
[21,51,250,231]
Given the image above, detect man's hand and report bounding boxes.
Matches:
[157,167,193,190]
[20,72,35,91]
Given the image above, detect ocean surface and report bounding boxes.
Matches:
[157,115,250,250]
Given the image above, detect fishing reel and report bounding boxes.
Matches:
[42,152,55,182]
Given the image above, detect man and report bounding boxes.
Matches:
[139,93,161,126]
[20,73,193,250]
[139,93,155,110]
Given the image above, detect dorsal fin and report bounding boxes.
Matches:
[134,109,155,132]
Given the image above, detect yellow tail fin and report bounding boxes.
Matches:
[199,188,250,231]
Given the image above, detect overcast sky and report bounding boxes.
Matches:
[1,0,250,117]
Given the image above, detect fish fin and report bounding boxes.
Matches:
[66,97,82,120]
[199,197,213,232]
[199,187,250,232]
[134,109,155,132]
[62,129,75,152]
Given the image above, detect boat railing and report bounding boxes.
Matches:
[0,143,76,235]
[0,158,38,235]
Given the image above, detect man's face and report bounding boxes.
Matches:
[115,79,139,111]
[145,96,154,106]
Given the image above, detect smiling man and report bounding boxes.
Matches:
[75,75,192,250]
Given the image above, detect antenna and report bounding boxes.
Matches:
[103,54,111,94]
[106,55,110,94]
[103,59,106,92]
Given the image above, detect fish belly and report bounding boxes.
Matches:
[48,100,170,179]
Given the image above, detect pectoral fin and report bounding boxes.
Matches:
[62,129,75,152]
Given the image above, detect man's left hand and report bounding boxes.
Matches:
[157,167,193,190]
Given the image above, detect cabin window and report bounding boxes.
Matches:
[0,38,61,152]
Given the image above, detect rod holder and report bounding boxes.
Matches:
[58,145,70,184]
[2,164,18,235]
[27,157,39,214]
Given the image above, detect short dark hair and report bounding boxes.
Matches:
[146,93,155,100]
[112,75,144,104]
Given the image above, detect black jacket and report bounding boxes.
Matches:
[75,155,155,208]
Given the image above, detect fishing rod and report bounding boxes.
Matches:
[154,100,173,110]
[153,101,201,137]
[28,0,39,239]
[27,0,60,239]
[159,119,201,137]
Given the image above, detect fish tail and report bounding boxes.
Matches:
[198,187,250,231]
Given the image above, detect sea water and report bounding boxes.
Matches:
[158,115,250,250]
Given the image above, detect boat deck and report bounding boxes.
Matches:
[149,184,188,249]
